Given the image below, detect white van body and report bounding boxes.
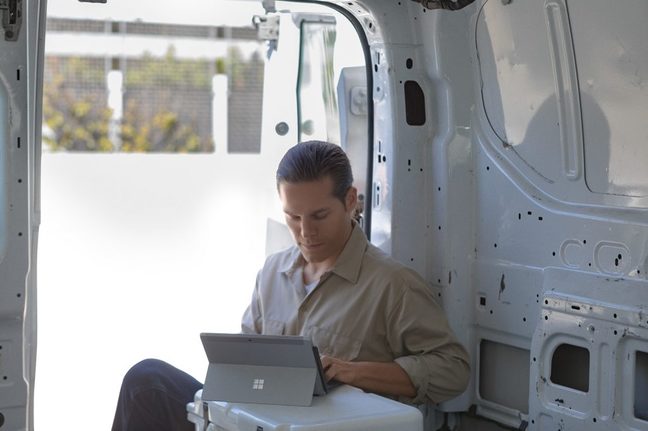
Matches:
[3,0,648,430]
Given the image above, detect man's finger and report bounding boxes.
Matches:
[324,363,337,382]
[320,355,333,370]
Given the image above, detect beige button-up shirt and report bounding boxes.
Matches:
[241,224,470,404]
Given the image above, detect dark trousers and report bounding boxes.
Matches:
[111,359,203,431]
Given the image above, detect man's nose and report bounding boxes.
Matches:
[301,218,316,237]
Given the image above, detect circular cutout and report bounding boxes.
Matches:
[275,122,289,136]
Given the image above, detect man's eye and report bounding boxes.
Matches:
[313,213,328,220]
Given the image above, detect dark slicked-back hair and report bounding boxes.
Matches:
[276,140,354,205]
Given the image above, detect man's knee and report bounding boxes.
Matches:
[121,358,172,391]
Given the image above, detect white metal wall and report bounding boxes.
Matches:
[0,0,46,430]
[335,0,648,429]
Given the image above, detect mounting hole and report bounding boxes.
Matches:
[275,122,289,136]
[406,58,413,69]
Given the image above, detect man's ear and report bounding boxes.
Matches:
[345,186,358,214]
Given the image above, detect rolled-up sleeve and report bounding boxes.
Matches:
[388,271,470,404]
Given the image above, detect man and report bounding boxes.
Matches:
[112,141,470,431]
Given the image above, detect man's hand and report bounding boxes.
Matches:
[320,355,417,399]
[320,355,359,385]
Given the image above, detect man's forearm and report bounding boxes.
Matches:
[321,356,416,398]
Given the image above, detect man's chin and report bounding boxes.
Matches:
[299,248,325,263]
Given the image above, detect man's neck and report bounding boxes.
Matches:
[302,221,354,284]
[302,261,330,285]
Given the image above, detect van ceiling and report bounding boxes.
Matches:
[411,0,476,11]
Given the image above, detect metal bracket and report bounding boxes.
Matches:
[252,14,280,41]
[0,0,21,42]
[410,0,476,11]
[252,13,280,59]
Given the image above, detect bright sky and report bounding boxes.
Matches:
[47,0,266,26]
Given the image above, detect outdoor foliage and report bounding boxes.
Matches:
[43,58,113,152]
[43,45,262,153]
[119,100,205,153]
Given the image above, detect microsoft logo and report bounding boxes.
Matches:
[252,378,265,390]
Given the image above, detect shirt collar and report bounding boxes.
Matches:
[279,222,367,284]
[330,222,367,284]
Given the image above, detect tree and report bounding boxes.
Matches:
[43,57,113,152]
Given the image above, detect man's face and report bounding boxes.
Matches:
[279,176,357,265]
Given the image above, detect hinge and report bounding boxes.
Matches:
[252,13,280,59]
[252,14,280,42]
[201,402,209,431]
[0,0,21,42]
[262,0,275,13]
